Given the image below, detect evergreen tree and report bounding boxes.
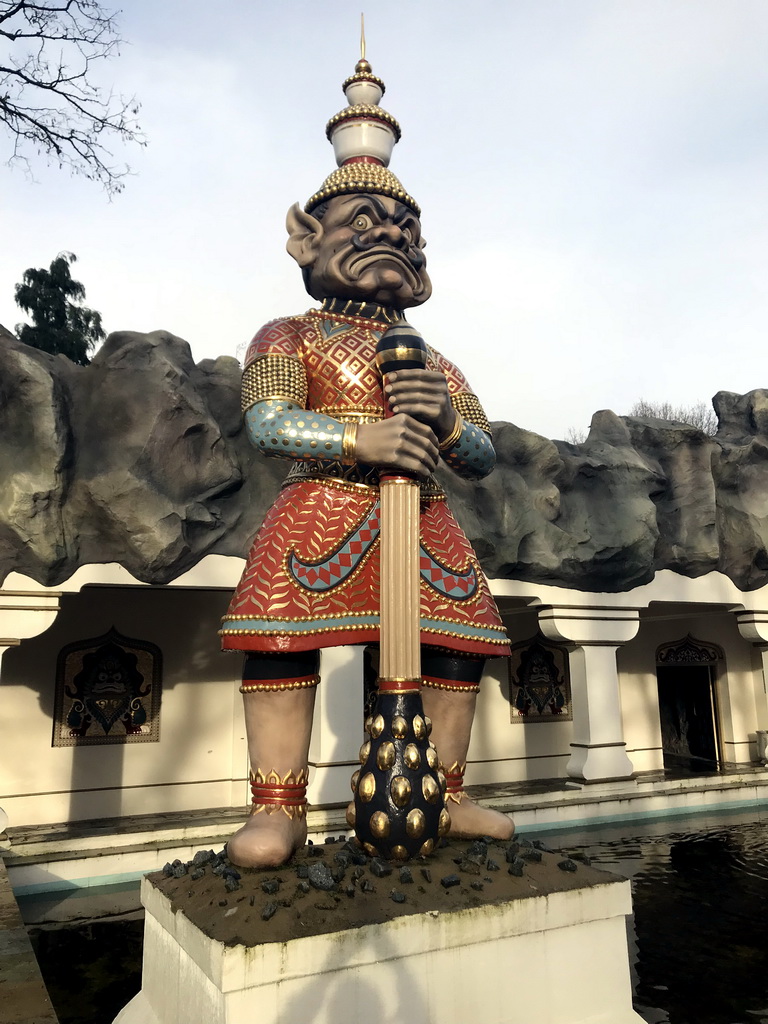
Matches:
[14,252,105,365]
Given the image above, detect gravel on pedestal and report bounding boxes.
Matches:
[148,834,619,948]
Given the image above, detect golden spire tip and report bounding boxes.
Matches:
[360,13,366,60]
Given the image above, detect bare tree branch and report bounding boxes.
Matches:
[0,0,145,195]
[627,398,718,435]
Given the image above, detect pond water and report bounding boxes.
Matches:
[24,805,768,1024]
[543,805,768,1024]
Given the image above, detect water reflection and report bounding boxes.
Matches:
[548,808,768,1024]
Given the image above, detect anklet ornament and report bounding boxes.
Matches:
[249,768,308,819]
[443,760,467,805]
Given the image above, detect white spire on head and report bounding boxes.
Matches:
[305,21,419,217]
[326,20,399,168]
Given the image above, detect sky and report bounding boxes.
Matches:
[1,0,767,441]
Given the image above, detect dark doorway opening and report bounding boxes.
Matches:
[656,664,719,773]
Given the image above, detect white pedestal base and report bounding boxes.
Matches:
[115,873,643,1024]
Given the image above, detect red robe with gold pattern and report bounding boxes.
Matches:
[220,307,510,658]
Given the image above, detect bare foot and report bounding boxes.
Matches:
[446,797,514,841]
[226,810,307,868]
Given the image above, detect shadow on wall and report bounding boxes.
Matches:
[0,585,241,826]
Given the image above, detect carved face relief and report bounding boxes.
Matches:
[288,194,432,309]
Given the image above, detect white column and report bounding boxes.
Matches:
[733,610,768,735]
[0,587,61,838]
[307,646,364,806]
[538,605,640,784]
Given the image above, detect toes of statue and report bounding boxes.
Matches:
[446,798,514,841]
[227,811,307,869]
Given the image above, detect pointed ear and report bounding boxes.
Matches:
[286,202,324,268]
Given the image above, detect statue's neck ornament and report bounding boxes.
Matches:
[319,297,403,326]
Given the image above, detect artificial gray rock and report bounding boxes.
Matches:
[2,330,768,593]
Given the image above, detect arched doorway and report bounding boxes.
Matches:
[656,635,723,773]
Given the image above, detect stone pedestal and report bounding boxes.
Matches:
[115,872,643,1024]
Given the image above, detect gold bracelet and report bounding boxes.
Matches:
[341,422,358,464]
[438,409,463,451]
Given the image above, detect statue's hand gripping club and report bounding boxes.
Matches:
[349,323,448,860]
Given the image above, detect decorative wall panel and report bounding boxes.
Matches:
[53,628,162,746]
[508,637,571,722]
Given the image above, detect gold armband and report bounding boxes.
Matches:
[241,355,308,412]
[438,409,463,451]
[451,392,493,438]
[341,422,358,464]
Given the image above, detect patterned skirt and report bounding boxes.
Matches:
[220,477,510,657]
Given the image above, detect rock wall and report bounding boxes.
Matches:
[1,330,767,592]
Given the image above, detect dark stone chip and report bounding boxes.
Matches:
[334,850,352,869]
[162,863,173,878]
[296,863,309,879]
[192,849,214,867]
[558,858,579,873]
[533,840,554,853]
[324,836,336,844]
[351,866,365,881]
[212,863,227,876]
[298,881,310,894]
[261,879,280,895]
[467,840,488,859]
[338,835,348,843]
[440,874,461,889]
[218,899,228,907]
[504,846,520,864]
[399,866,413,885]
[390,891,406,904]
[486,859,500,871]
[249,895,256,906]
[521,849,542,863]
[345,884,356,898]
[172,863,188,878]
[224,876,241,892]
[308,862,336,891]
[508,859,525,877]
[308,845,326,858]
[421,868,432,883]
[224,868,242,881]
[262,901,278,921]
[370,857,393,878]
[470,881,484,891]
[190,868,205,881]
[481,836,495,844]
[343,841,369,866]
[331,864,347,884]
[518,837,533,849]
[465,851,486,867]
[483,877,493,884]
[361,880,375,894]
[459,859,481,876]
